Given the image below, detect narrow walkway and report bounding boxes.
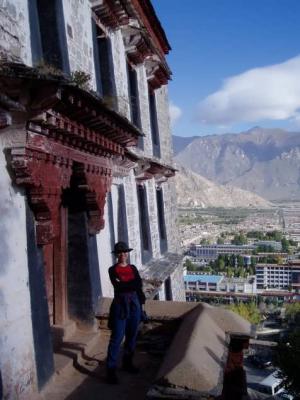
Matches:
[41,329,163,400]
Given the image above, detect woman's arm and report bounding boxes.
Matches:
[109,266,140,292]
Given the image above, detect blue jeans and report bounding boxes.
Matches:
[106,294,141,369]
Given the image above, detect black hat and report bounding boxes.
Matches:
[112,241,133,254]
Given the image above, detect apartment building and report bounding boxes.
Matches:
[256,262,300,291]
[189,244,254,261]
[184,274,256,295]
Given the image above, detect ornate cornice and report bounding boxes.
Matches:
[112,154,137,177]
[122,24,152,65]
[127,0,171,56]
[91,0,129,29]
[91,0,172,85]
[91,0,171,58]
[0,63,142,147]
[134,157,176,185]
[28,110,124,158]
[145,56,170,90]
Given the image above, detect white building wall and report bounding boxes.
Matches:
[0,0,32,65]
[163,177,180,253]
[110,183,119,241]
[96,201,114,298]
[123,171,142,267]
[147,179,160,258]
[0,128,37,399]
[155,85,173,164]
[158,285,166,301]
[110,29,131,119]
[136,64,153,156]
[62,0,97,89]
[170,265,185,301]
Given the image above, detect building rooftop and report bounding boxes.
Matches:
[184,274,223,284]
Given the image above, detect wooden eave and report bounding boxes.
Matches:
[146,158,177,178]
[92,0,172,80]
[128,149,176,183]
[0,63,142,147]
[128,0,171,56]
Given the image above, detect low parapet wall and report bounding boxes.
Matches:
[96,298,253,399]
[148,303,253,399]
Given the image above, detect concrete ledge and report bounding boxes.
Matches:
[152,303,253,398]
[96,297,199,321]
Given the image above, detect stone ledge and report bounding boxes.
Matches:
[140,253,185,298]
[95,297,198,321]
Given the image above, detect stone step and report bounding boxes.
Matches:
[53,329,102,378]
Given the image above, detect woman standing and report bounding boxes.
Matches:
[106,241,146,384]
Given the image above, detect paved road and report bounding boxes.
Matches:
[245,357,275,399]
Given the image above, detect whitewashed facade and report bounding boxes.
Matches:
[0,0,185,398]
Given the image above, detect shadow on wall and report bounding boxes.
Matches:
[0,369,2,400]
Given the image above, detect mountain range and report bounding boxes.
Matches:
[173,127,300,201]
[174,165,272,208]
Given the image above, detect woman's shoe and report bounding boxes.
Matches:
[122,354,139,374]
[106,368,119,384]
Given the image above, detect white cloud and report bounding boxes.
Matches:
[169,102,182,126]
[197,55,300,125]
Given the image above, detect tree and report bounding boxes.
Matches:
[285,302,300,324]
[228,302,261,325]
[237,255,244,268]
[184,258,197,271]
[200,238,210,245]
[231,233,248,245]
[274,329,300,397]
[281,237,290,253]
[217,237,225,244]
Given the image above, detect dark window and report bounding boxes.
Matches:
[117,184,129,244]
[29,0,70,72]
[92,21,116,104]
[156,188,167,254]
[149,89,160,158]
[127,62,142,130]
[107,192,115,251]
[137,184,152,264]
[164,277,172,301]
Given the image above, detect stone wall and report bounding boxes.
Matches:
[155,85,173,165]
[0,0,31,64]
[147,179,160,259]
[0,127,37,399]
[170,263,186,302]
[96,200,114,298]
[110,29,131,119]
[136,64,152,155]
[62,0,97,89]
[163,177,181,254]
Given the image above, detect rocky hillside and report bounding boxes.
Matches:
[174,165,272,208]
[174,127,300,201]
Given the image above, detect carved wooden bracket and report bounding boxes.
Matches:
[91,0,129,28]
[10,146,72,245]
[72,162,112,234]
[10,135,114,244]
[134,158,176,185]
[112,154,137,177]
[122,24,152,65]
[145,56,170,90]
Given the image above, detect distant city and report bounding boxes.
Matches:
[179,201,300,304]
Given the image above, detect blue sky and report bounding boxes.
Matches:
[152,0,300,137]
